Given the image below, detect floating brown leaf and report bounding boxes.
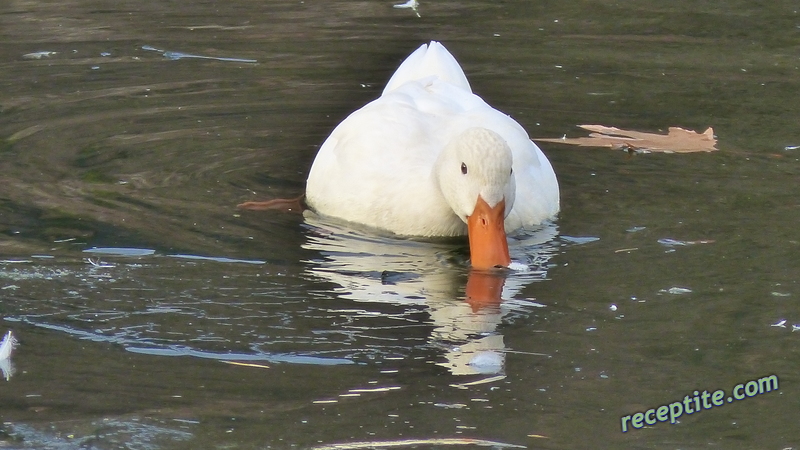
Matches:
[537,125,717,153]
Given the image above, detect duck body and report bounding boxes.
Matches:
[306,41,559,266]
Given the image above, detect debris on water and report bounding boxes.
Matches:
[658,238,714,247]
[538,125,717,153]
[771,319,787,328]
[626,226,646,233]
[23,51,57,59]
[347,386,401,394]
[393,0,418,9]
[660,287,692,295]
[393,0,420,17]
[784,145,799,151]
[141,45,257,63]
[221,361,270,369]
[86,257,115,268]
[433,402,467,409]
[0,331,18,360]
[658,238,688,246]
[771,291,791,297]
[0,332,19,381]
[0,360,16,381]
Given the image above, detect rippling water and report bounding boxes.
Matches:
[1,0,799,448]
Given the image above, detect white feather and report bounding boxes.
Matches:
[0,331,18,360]
[0,359,14,381]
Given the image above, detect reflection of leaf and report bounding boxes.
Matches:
[538,125,717,153]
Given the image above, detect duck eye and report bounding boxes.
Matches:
[461,163,468,174]
[510,167,513,175]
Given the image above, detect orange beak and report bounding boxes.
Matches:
[466,196,511,270]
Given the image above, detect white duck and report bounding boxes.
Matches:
[305,41,559,270]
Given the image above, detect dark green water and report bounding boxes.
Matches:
[1,1,799,448]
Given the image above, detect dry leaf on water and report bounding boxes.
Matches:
[537,125,717,153]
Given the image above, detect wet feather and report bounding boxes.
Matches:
[0,331,18,360]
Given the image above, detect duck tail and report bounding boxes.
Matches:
[382,41,471,95]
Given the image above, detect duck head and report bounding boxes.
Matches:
[435,128,516,270]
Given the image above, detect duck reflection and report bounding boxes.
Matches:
[301,213,558,375]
